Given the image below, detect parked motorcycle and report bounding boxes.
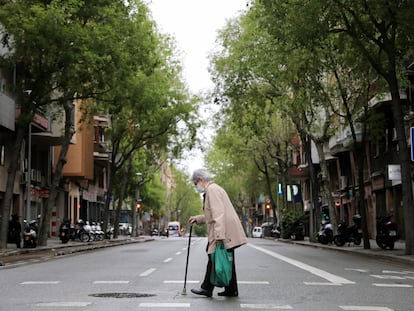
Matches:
[317,218,333,244]
[74,219,91,242]
[376,215,399,250]
[23,219,38,248]
[59,219,72,243]
[334,215,362,246]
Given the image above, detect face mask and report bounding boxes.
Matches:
[195,184,205,193]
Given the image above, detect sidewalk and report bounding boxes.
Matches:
[0,235,153,259]
[277,237,414,266]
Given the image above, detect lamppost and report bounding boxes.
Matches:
[134,173,142,237]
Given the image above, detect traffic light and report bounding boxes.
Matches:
[136,199,142,212]
[265,202,271,211]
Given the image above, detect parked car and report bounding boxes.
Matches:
[252,226,263,238]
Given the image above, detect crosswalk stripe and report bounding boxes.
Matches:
[238,281,270,285]
[372,283,412,288]
[339,306,393,311]
[304,282,342,286]
[139,302,190,308]
[240,303,293,309]
[163,280,199,284]
[20,281,60,285]
[93,281,129,284]
[35,302,91,307]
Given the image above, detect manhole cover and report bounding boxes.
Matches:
[89,293,156,298]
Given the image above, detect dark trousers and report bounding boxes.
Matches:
[200,248,238,294]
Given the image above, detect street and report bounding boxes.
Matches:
[0,237,413,311]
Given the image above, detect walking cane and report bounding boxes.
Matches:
[182,225,193,295]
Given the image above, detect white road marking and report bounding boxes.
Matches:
[240,303,293,309]
[304,282,342,286]
[383,270,414,274]
[370,275,405,280]
[163,257,173,263]
[139,302,190,308]
[20,281,60,285]
[339,306,393,311]
[35,302,91,307]
[248,244,355,285]
[345,268,368,273]
[93,281,129,284]
[140,268,156,277]
[372,283,412,288]
[163,280,199,284]
[238,281,270,285]
[176,251,182,255]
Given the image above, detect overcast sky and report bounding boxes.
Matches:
[148,0,247,174]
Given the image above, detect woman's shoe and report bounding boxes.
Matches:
[191,288,212,297]
[217,290,238,297]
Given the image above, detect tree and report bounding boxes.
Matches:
[258,0,414,255]
[1,0,137,247]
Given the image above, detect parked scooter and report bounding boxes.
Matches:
[59,219,72,243]
[376,215,399,250]
[334,215,362,246]
[74,219,91,242]
[317,217,333,244]
[23,219,38,248]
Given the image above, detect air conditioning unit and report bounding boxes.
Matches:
[339,176,348,189]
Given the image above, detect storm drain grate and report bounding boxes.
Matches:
[89,293,156,298]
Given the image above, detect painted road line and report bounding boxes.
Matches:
[345,268,368,273]
[93,281,129,284]
[304,282,342,286]
[382,270,414,274]
[164,280,199,284]
[372,283,412,288]
[20,281,60,285]
[248,244,355,285]
[339,306,393,311]
[241,303,293,309]
[370,275,405,280]
[238,281,270,285]
[140,268,156,277]
[176,251,182,255]
[139,302,190,308]
[163,257,173,263]
[35,302,91,307]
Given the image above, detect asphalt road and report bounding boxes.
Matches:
[0,237,413,311]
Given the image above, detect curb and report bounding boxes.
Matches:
[0,236,153,259]
[276,238,414,266]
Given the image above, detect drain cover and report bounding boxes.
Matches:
[89,293,155,298]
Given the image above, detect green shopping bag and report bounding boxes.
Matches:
[210,243,233,287]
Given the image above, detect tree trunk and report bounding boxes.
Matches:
[37,100,74,246]
[388,78,414,255]
[0,122,27,249]
[315,141,337,233]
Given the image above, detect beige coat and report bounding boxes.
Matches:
[194,182,248,254]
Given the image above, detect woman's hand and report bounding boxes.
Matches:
[188,216,197,224]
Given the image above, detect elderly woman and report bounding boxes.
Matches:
[189,169,247,298]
